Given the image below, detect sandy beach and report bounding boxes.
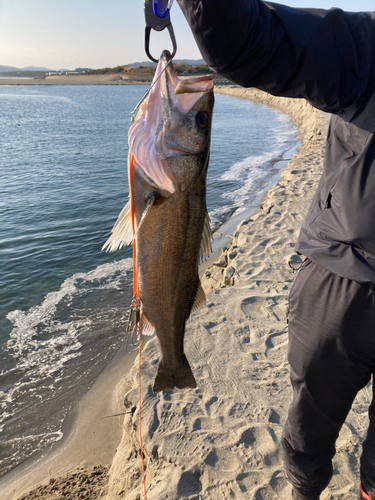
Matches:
[1,87,370,500]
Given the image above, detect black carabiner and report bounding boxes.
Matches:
[144,0,177,63]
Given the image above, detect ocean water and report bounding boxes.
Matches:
[0,85,297,477]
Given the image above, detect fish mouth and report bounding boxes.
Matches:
[160,50,214,92]
[128,52,214,195]
[160,51,214,115]
[156,51,214,158]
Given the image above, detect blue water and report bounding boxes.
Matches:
[0,85,297,476]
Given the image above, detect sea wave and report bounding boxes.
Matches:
[209,124,297,226]
[0,258,133,477]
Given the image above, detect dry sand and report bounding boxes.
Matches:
[102,90,370,500]
[2,87,371,500]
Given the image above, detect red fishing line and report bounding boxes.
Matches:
[138,339,147,500]
[360,484,372,500]
[129,153,139,301]
[129,152,148,500]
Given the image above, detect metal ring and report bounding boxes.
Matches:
[144,25,177,63]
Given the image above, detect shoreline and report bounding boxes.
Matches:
[3,88,367,499]
[0,340,139,500]
[0,86,297,499]
[0,74,152,85]
[0,74,230,86]
[1,87,320,500]
[215,86,321,146]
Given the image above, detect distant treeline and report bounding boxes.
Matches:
[174,63,213,74]
[0,63,221,81]
[83,62,213,76]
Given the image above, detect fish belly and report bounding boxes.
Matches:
[136,176,206,392]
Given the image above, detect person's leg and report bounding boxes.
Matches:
[283,260,375,498]
[361,380,375,499]
[359,481,373,500]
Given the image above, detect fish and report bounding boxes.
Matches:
[103,50,214,392]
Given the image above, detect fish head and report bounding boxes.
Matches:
[129,50,214,194]
[158,50,214,157]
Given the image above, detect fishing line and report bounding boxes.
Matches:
[361,484,372,500]
[131,59,172,123]
[138,338,147,500]
[129,151,148,500]
[130,154,139,302]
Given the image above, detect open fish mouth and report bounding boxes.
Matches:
[160,50,214,126]
[160,50,214,109]
[128,51,214,194]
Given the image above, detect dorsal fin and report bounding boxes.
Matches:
[200,209,213,262]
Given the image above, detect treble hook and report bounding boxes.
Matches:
[144,0,177,63]
[125,296,142,351]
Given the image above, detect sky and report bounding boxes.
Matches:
[0,0,373,70]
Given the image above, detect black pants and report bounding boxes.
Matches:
[283,259,375,498]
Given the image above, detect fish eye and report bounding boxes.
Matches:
[195,112,209,129]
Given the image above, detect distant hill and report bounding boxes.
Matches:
[0,65,19,72]
[21,66,53,72]
[128,58,205,67]
[0,65,54,72]
[0,66,91,79]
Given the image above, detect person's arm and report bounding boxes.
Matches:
[177,0,372,113]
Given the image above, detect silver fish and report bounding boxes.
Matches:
[103,51,214,392]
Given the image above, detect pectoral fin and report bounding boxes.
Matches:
[102,194,156,253]
[133,194,156,238]
[102,200,133,252]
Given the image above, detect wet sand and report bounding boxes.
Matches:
[0,341,138,499]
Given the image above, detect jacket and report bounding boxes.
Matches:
[178,0,375,282]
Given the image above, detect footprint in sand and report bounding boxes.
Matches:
[241,295,287,323]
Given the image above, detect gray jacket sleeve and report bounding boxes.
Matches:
[177,0,373,113]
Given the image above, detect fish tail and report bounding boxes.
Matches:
[152,355,197,393]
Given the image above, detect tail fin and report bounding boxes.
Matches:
[152,355,197,393]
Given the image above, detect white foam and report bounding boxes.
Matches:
[6,258,132,356]
[208,153,281,224]
[1,430,63,446]
[2,258,133,419]
[208,112,297,226]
